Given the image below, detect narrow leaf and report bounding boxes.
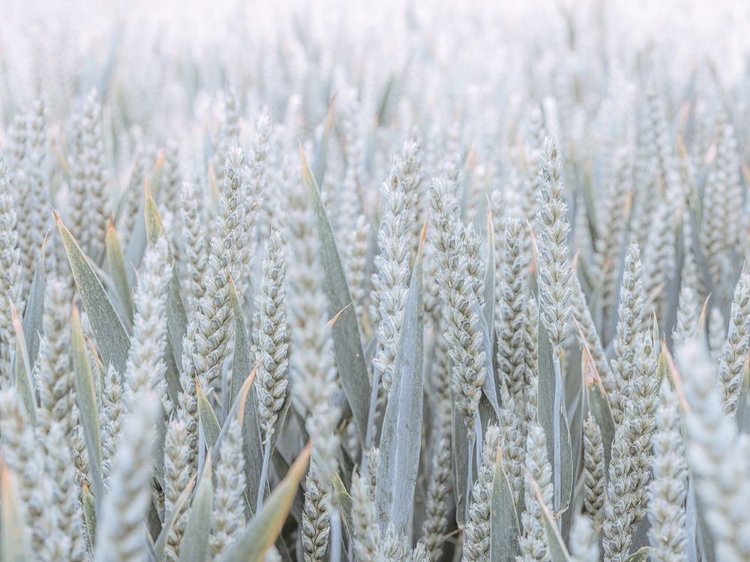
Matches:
[144,185,186,403]
[490,453,521,562]
[179,455,213,562]
[226,279,264,516]
[21,253,44,366]
[537,321,573,515]
[332,473,354,540]
[221,443,312,562]
[154,474,197,560]
[301,148,370,444]
[475,299,502,419]
[586,374,615,470]
[56,213,130,373]
[105,218,134,326]
[312,100,335,186]
[71,306,105,510]
[483,207,495,339]
[375,232,424,534]
[82,483,96,546]
[197,381,221,449]
[530,473,572,562]
[211,363,257,460]
[10,303,35,426]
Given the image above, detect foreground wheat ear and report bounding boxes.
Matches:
[2,4,750,561]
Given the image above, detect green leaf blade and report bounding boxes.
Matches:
[56,213,130,374]
[300,149,370,444]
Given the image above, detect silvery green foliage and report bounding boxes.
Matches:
[210,413,246,557]
[609,241,644,423]
[0,388,47,551]
[680,340,750,562]
[36,278,75,437]
[119,144,152,249]
[94,393,158,562]
[718,270,750,416]
[583,414,605,531]
[254,228,289,439]
[5,6,750,561]
[536,136,572,352]
[647,383,688,562]
[429,178,485,432]
[0,153,22,381]
[464,424,501,561]
[570,263,610,381]
[42,421,86,561]
[519,423,553,562]
[124,236,172,410]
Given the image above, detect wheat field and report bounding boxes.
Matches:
[1,1,750,561]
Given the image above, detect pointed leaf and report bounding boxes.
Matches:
[221,443,312,562]
[475,299,501,419]
[144,185,186,403]
[226,279,264,515]
[10,303,35,426]
[155,474,197,560]
[197,381,221,449]
[82,483,96,546]
[211,363,257,460]
[375,233,424,534]
[453,401,469,526]
[56,213,130,373]
[71,307,104,510]
[179,455,213,562]
[1,464,31,562]
[537,321,573,515]
[490,453,520,562]
[332,473,354,540]
[530,474,572,562]
[301,148,370,444]
[106,219,134,326]
[312,100,335,186]
[586,376,615,470]
[483,208,495,338]
[21,254,44,366]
